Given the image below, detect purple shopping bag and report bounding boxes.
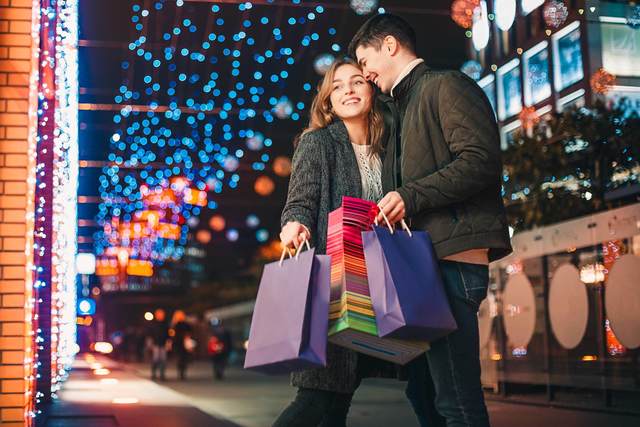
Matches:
[362,225,457,341]
[244,247,330,374]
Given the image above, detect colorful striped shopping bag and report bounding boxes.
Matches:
[326,197,428,364]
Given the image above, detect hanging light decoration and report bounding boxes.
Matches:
[256,229,270,243]
[543,0,569,29]
[196,229,212,244]
[460,60,483,80]
[451,0,480,29]
[246,131,265,151]
[350,0,378,15]
[519,106,540,132]
[209,215,226,232]
[314,53,335,76]
[273,156,292,177]
[494,0,517,31]
[626,2,640,29]
[246,214,261,228]
[226,229,240,242]
[590,68,616,94]
[472,1,490,51]
[254,175,275,196]
[222,155,240,172]
[274,97,294,119]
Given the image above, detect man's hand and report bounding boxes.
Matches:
[279,221,311,251]
[377,191,406,225]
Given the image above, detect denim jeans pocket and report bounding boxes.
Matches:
[455,262,489,309]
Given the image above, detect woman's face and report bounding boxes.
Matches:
[329,63,373,121]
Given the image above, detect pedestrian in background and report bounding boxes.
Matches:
[171,309,194,381]
[147,308,170,381]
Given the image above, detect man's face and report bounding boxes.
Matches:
[355,43,395,94]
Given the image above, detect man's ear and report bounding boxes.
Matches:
[383,35,399,56]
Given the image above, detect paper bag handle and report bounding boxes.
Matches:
[374,210,412,237]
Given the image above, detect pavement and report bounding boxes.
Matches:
[42,354,640,427]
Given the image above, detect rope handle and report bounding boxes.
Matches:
[373,209,412,237]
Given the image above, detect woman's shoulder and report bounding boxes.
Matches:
[297,122,345,150]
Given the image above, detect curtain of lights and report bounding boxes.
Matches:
[95,0,345,282]
[28,0,78,421]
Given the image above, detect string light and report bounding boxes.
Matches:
[543,0,569,29]
[451,0,480,29]
[24,0,79,422]
[97,1,331,263]
[590,68,616,94]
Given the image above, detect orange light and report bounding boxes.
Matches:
[581,355,598,362]
[76,316,93,326]
[254,175,275,196]
[95,258,118,276]
[209,215,226,232]
[170,176,190,192]
[126,260,154,277]
[273,156,292,177]
[196,229,212,244]
[183,188,208,206]
[490,353,502,361]
[156,222,181,240]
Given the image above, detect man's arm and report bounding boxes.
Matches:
[395,72,502,218]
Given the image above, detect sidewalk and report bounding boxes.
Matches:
[44,355,640,427]
[42,354,239,427]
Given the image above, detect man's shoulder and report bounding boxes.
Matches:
[419,69,472,88]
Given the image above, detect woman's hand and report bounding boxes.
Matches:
[280,221,311,251]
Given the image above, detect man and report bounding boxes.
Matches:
[147,308,170,381]
[349,14,512,427]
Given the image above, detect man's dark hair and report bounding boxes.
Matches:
[348,13,416,58]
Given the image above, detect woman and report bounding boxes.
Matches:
[274,58,392,427]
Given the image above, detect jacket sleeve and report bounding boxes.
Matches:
[396,72,502,217]
[280,133,322,235]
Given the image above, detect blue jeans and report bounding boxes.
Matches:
[405,260,491,427]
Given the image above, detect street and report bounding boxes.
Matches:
[44,354,640,427]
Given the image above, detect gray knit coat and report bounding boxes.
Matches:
[280,120,396,393]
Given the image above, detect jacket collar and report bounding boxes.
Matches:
[327,119,349,144]
[391,61,429,102]
[326,120,363,198]
[390,58,424,97]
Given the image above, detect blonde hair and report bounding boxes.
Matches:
[297,58,384,157]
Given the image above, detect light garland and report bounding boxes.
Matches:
[23,0,79,422]
[51,0,79,393]
[96,1,336,277]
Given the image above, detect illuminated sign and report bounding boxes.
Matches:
[601,20,640,77]
[497,58,522,121]
[523,41,551,106]
[478,74,497,117]
[552,21,584,92]
[77,298,96,316]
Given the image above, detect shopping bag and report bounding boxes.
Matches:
[327,197,429,364]
[362,221,457,341]
[244,245,331,374]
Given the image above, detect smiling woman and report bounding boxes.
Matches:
[275,58,395,426]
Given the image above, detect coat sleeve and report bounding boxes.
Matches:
[396,72,502,217]
[280,133,322,236]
